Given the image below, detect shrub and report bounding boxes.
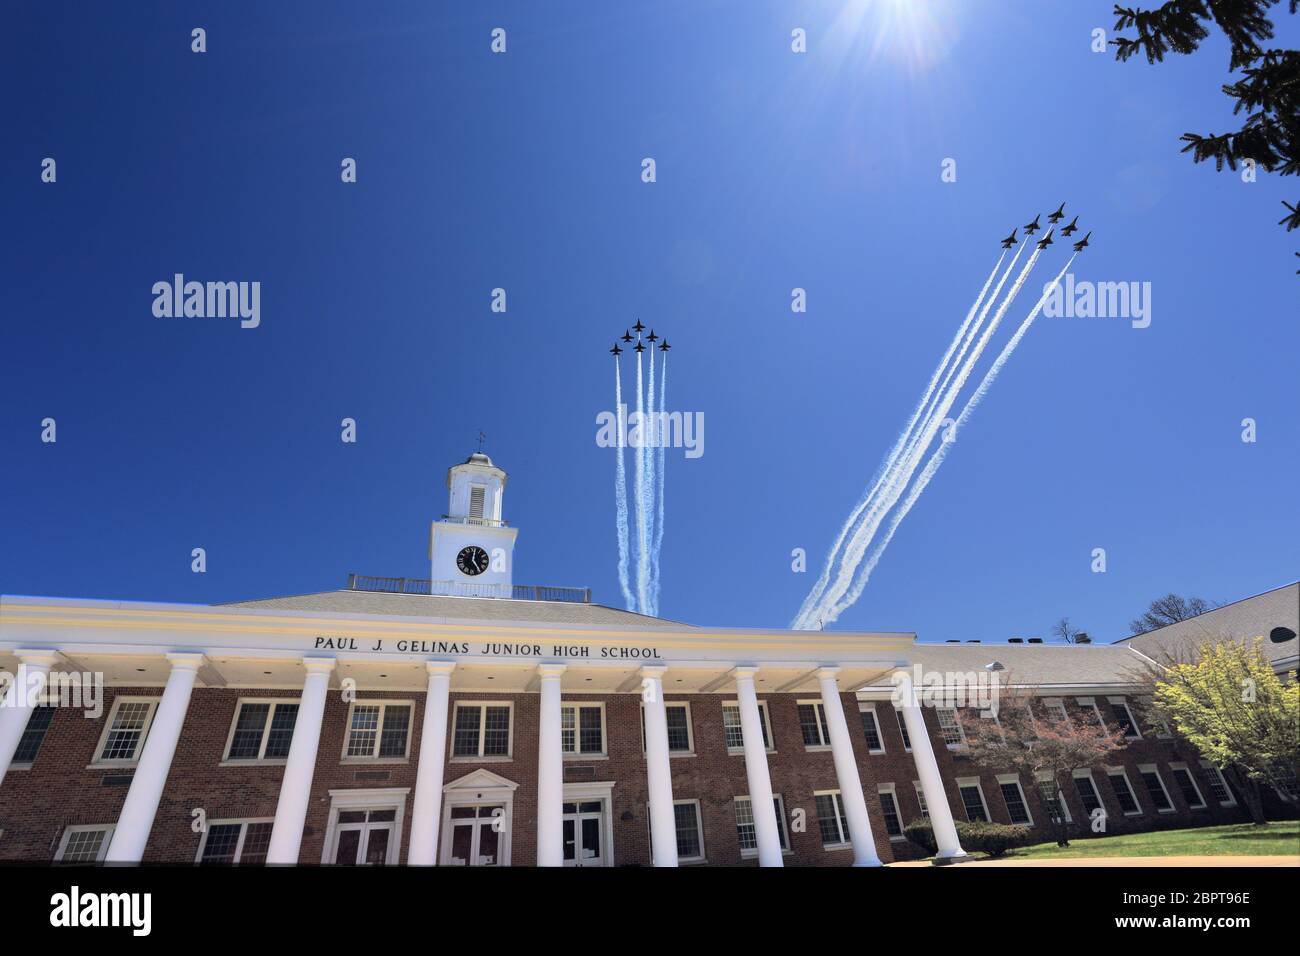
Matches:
[903,819,938,855]
[902,818,1032,859]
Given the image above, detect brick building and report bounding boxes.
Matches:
[0,453,1295,866]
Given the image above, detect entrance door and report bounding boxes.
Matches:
[445,804,504,866]
[332,808,397,865]
[562,801,604,867]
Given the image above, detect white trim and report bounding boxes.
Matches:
[449,700,515,761]
[723,700,775,754]
[734,793,791,858]
[1200,761,1237,807]
[912,780,929,818]
[813,789,851,850]
[1034,770,1072,824]
[54,824,115,863]
[1105,765,1143,816]
[955,776,991,823]
[440,769,517,866]
[995,773,1034,827]
[640,700,695,756]
[1137,762,1176,813]
[1169,761,1207,809]
[1042,698,1070,725]
[858,702,886,754]
[659,797,706,865]
[1076,696,1106,727]
[220,697,299,765]
[561,700,608,758]
[340,699,415,763]
[797,699,832,751]
[936,706,965,750]
[194,817,275,863]
[320,787,410,865]
[563,780,617,867]
[895,709,913,752]
[876,783,906,840]
[1106,696,1142,740]
[88,696,159,768]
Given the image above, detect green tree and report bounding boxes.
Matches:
[1149,638,1300,823]
[1111,2,1298,267]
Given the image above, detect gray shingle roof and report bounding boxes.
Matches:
[1116,581,1299,668]
[219,589,690,629]
[861,642,1145,689]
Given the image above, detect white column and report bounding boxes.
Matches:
[408,661,455,865]
[734,666,783,866]
[641,665,678,867]
[266,657,336,865]
[535,662,566,867]
[897,670,966,860]
[0,650,60,786]
[105,652,204,863]
[817,666,881,867]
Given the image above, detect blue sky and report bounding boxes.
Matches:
[2,1,1296,643]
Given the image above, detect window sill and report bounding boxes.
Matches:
[868,749,886,756]
[563,754,608,761]
[740,848,793,859]
[1123,811,1143,817]
[1157,808,1176,814]
[888,835,907,842]
[7,764,31,772]
[219,758,288,768]
[86,762,138,771]
[450,755,513,763]
[340,757,410,766]
[821,842,852,852]
[803,744,832,753]
[726,748,777,756]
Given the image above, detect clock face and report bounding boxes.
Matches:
[456,545,490,577]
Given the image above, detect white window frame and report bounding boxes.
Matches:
[341,699,415,763]
[1042,697,1070,726]
[896,709,913,752]
[797,699,832,750]
[722,700,774,754]
[221,697,300,765]
[1169,761,1207,810]
[640,701,693,756]
[90,697,159,767]
[912,780,929,818]
[450,701,515,761]
[813,789,851,850]
[936,706,966,750]
[662,798,706,865]
[194,817,275,863]
[1105,765,1143,816]
[956,776,991,823]
[1137,762,1176,813]
[562,701,608,759]
[858,703,886,754]
[1107,696,1142,740]
[996,773,1034,827]
[1076,696,1106,727]
[54,824,115,863]
[1035,770,1072,824]
[876,783,906,840]
[9,702,56,770]
[1072,768,1105,817]
[733,793,791,858]
[321,787,409,866]
[1200,761,1237,807]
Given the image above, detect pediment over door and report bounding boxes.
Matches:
[443,768,518,793]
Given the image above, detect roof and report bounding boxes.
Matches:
[1116,581,1299,668]
[861,642,1145,689]
[219,589,691,629]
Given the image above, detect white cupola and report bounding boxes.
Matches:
[429,452,518,594]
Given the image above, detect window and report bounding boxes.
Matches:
[94,698,158,764]
[734,795,790,855]
[1270,761,1299,802]
[1076,697,1106,727]
[895,710,912,750]
[877,784,904,839]
[12,704,55,765]
[912,781,929,819]
[1035,772,1072,824]
[642,702,692,755]
[798,701,832,748]
[468,485,486,519]
[859,704,885,753]
[936,707,965,749]
[1107,697,1141,740]
[722,701,773,752]
[224,700,299,761]
[1200,762,1236,806]
[1138,764,1174,813]
[1169,763,1207,809]
[648,800,706,864]
[814,791,851,848]
[1107,768,1142,815]
[957,778,989,822]
[55,825,114,863]
[452,702,512,758]
[1073,770,1103,816]
[563,703,606,757]
[343,702,412,760]
[1042,698,1070,725]
[196,820,273,864]
[997,774,1033,826]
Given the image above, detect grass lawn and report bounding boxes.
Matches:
[1003,821,1300,860]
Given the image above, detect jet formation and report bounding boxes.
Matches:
[612,324,670,357]
[1003,204,1091,255]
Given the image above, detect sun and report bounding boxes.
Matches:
[830,0,961,74]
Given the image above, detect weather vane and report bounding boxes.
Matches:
[476,430,486,452]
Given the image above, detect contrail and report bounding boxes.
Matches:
[794,250,1008,628]
[651,352,668,615]
[613,359,634,609]
[803,240,1045,627]
[821,254,1077,624]
[639,345,656,613]
[633,348,649,613]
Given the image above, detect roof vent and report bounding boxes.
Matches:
[966,639,981,644]
[1027,637,1044,644]
[1270,626,1297,644]
[1008,638,1024,644]
[1075,633,1092,644]
[985,661,1005,671]
[945,639,961,644]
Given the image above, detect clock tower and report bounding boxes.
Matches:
[429,452,519,596]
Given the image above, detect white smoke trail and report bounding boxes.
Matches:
[793,250,1008,628]
[640,346,656,613]
[613,359,634,610]
[821,254,1077,624]
[651,352,667,615]
[633,348,649,614]
[803,241,1046,627]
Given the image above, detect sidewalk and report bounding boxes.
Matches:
[890,855,1299,868]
